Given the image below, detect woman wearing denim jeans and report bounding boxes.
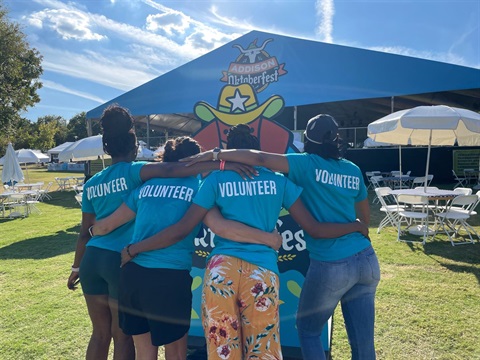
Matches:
[182,114,380,360]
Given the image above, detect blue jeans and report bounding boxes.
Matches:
[296,246,380,360]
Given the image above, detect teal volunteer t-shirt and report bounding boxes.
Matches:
[286,153,370,261]
[82,161,146,252]
[123,176,200,271]
[193,167,302,274]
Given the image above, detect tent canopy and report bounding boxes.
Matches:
[48,142,74,155]
[86,30,480,136]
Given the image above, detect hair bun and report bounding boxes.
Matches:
[101,104,134,137]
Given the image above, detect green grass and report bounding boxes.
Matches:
[1,167,479,359]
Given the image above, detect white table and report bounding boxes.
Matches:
[0,190,38,218]
[389,188,458,199]
[55,177,74,191]
[389,188,458,236]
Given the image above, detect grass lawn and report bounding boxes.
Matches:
[0,166,479,359]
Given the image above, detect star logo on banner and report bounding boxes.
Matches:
[226,89,249,112]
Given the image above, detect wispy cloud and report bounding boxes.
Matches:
[40,46,159,90]
[315,0,335,43]
[367,45,477,68]
[42,80,106,103]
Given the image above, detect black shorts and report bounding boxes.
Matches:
[80,246,121,299]
[119,262,193,346]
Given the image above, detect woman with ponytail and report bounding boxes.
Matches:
[66,105,256,360]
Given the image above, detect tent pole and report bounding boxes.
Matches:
[294,106,297,131]
[399,145,402,189]
[424,130,432,192]
[146,115,151,149]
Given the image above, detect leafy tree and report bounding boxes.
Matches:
[37,115,68,145]
[67,112,101,141]
[33,120,58,151]
[0,3,43,142]
[10,118,34,150]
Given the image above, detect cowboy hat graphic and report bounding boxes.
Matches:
[193,84,293,153]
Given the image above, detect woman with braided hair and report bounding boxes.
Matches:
[66,104,257,360]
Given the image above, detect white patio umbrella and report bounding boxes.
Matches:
[368,105,480,191]
[15,149,50,163]
[1,143,25,185]
[58,135,109,167]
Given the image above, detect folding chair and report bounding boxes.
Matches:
[464,169,476,186]
[370,176,385,204]
[375,187,405,233]
[365,172,376,191]
[453,187,472,195]
[452,170,467,189]
[444,190,479,217]
[75,193,83,207]
[434,195,479,245]
[411,175,434,188]
[395,194,431,245]
[38,181,53,201]
[25,191,42,214]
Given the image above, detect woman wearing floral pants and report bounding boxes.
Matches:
[203,255,281,359]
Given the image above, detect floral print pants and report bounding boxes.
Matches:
[202,255,282,360]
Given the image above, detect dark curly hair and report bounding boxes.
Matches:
[226,124,260,150]
[100,104,137,158]
[161,136,201,162]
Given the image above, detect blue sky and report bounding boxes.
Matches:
[4,0,480,122]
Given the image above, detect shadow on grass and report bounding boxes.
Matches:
[423,239,480,284]
[0,224,79,260]
[40,190,82,210]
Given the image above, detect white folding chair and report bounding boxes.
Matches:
[453,187,472,195]
[38,181,53,201]
[434,195,479,245]
[365,172,376,190]
[452,170,467,188]
[75,192,83,207]
[25,191,42,214]
[395,194,431,245]
[464,169,476,186]
[411,176,434,188]
[370,176,385,204]
[444,190,479,217]
[375,187,405,233]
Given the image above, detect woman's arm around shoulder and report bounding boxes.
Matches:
[121,204,209,266]
[288,198,369,239]
[91,203,136,236]
[204,207,282,251]
[181,149,290,173]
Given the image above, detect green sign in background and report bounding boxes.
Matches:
[453,149,480,173]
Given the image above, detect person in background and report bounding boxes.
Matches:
[66,104,255,360]
[111,124,368,360]
[181,114,378,360]
[90,135,282,360]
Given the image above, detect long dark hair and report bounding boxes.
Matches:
[161,136,201,162]
[100,104,137,158]
[226,124,260,150]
